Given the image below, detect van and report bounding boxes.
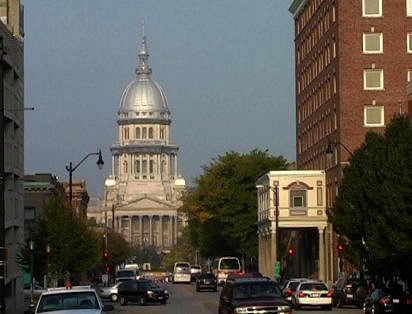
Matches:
[115,269,140,282]
[172,261,191,284]
[212,256,242,285]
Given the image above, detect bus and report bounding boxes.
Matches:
[172,261,191,284]
[212,256,242,285]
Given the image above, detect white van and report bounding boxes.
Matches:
[172,261,191,284]
[212,256,241,285]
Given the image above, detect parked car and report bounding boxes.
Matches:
[281,278,308,303]
[117,279,169,306]
[98,282,121,302]
[190,265,202,282]
[218,277,292,314]
[292,280,333,311]
[332,275,368,308]
[363,287,409,314]
[34,285,114,313]
[196,273,217,292]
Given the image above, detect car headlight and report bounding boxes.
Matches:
[164,290,168,294]
[277,305,292,313]
[147,290,154,296]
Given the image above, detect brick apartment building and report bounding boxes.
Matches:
[289,0,412,279]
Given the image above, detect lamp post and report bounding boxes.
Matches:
[65,150,104,207]
[28,240,35,309]
[45,244,50,288]
[326,140,354,160]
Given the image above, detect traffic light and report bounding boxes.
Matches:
[337,243,344,256]
[103,249,109,260]
[288,247,294,257]
[105,265,110,273]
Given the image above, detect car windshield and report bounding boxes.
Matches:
[233,282,282,299]
[288,281,301,290]
[37,291,99,312]
[140,280,159,289]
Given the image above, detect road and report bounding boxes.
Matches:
[104,281,364,314]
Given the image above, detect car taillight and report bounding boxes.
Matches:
[286,288,292,296]
[379,296,390,305]
[327,291,333,298]
[298,291,306,297]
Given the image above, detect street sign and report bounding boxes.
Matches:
[275,261,281,278]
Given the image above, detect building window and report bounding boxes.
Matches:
[408,0,412,16]
[136,127,140,139]
[363,33,383,53]
[364,105,384,127]
[362,0,382,17]
[364,69,384,90]
[407,33,412,53]
[142,127,147,139]
[124,127,129,140]
[289,188,307,209]
[148,127,153,139]
[408,69,412,81]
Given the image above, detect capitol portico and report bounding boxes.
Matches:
[104,34,186,252]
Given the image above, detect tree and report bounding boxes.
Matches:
[328,115,412,282]
[18,195,103,284]
[181,149,290,266]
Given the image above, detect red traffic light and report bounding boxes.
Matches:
[105,265,110,273]
[337,243,344,253]
[288,247,294,256]
[103,249,109,260]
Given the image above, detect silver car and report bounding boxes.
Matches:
[98,282,121,302]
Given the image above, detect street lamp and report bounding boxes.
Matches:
[326,140,354,160]
[65,150,104,207]
[45,243,50,288]
[28,240,35,309]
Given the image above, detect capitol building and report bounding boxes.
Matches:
[103,35,186,252]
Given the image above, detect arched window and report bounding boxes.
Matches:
[142,127,147,139]
[123,160,128,174]
[148,127,153,139]
[136,127,140,139]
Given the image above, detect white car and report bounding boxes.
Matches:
[292,280,333,311]
[98,282,121,302]
[34,285,114,314]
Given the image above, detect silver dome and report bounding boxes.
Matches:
[118,36,171,122]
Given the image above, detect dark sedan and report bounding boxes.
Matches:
[218,277,292,314]
[196,273,217,292]
[117,279,169,306]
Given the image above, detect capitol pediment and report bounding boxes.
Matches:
[116,195,175,211]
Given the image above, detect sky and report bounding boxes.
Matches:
[23,0,296,197]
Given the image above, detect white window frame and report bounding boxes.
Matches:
[364,105,384,127]
[362,0,382,17]
[408,69,412,82]
[363,69,384,90]
[407,0,412,16]
[407,33,412,53]
[363,33,383,53]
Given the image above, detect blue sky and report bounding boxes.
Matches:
[23,0,295,197]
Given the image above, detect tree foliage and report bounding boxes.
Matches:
[181,149,290,266]
[328,115,412,282]
[18,195,104,282]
